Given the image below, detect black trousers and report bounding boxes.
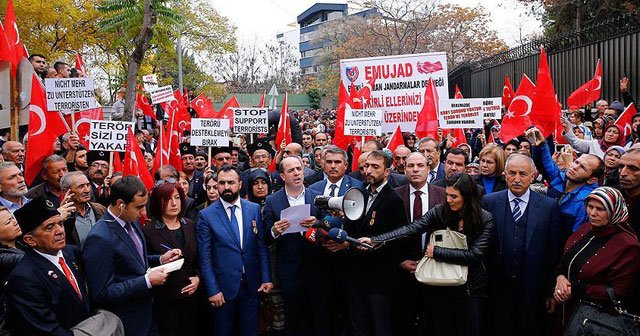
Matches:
[348,284,392,336]
[424,285,481,336]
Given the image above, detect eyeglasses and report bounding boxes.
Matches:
[91,162,109,169]
[154,177,177,187]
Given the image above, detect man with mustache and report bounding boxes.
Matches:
[482,154,563,336]
[61,172,105,247]
[619,148,640,234]
[181,143,206,206]
[0,162,29,213]
[86,151,110,206]
[2,141,25,172]
[26,155,68,208]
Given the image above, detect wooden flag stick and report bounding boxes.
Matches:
[109,152,114,176]
[208,146,212,170]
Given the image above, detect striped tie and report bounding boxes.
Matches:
[512,198,523,222]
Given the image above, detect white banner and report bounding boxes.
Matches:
[142,74,158,91]
[190,118,230,147]
[89,120,133,152]
[438,99,486,129]
[45,78,97,111]
[233,108,269,134]
[344,109,383,136]
[340,52,448,132]
[149,85,174,105]
[479,97,502,119]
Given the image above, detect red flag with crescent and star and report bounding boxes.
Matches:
[385,124,404,154]
[333,81,351,150]
[3,0,28,74]
[500,74,536,142]
[567,59,602,109]
[136,89,156,121]
[190,93,216,118]
[502,75,515,109]
[64,108,104,148]
[123,128,154,190]
[615,103,637,139]
[25,75,70,185]
[415,78,440,139]
[530,47,561,137]
[215,96,239,127]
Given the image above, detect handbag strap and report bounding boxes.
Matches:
[605,287,640,322]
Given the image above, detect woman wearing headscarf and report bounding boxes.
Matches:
[602,146,625,187]
[403,133,418,151]
[561,116,625,159]
[554,187,640,333]
[246,169,272,210]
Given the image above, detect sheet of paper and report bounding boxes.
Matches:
[280,204,311,235]
[147,258,184,274]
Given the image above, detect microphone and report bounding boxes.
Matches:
[304,228,329,244]
[311,216,342,231]
[327,228,373,250]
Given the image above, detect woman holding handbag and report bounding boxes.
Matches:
[359,173,495,336]
[554,186,640,336]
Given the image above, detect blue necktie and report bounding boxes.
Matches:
[512,198,523,222]
[229,205,241,246]
[329,184,338,197]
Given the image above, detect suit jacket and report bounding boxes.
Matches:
[188,170,207,207]
[348,170,409,188]
[7,246,91,336]
[303,169,324,187]
[395,183,446,260]
[474,174,508,195]
[433,177,486,194]
[308,175,364,196]
[433,163,446,181]
[82,211,161,336]
[63,202,106,247]
[196,199,271,300]
[483,190,563,320]
[90,182,109,206]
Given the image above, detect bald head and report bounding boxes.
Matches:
[284,143,303,157]
[2,141,25,165]
[393,146,411,174]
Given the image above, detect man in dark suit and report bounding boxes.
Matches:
[83,176,182,335]
[7,196,92,335]
[263,156,328,336]
[349,150,408,188]
[432,148,477,191]
[344,150,408,336]
[417,137,445,182]
[60,171,105,247]
[197,165,273,335]
[483,154,563,336]
[86,150,110,206]
[393,152,446,335]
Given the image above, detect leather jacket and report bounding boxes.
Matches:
[371,205,495,294]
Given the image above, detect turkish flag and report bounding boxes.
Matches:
[450,128,468,147]
[136,91,156,121]
[385,124,404,153]
[3,0,28,72]
[333,81,352,150]
[164,99,190,133]
[351,138,362,172]
[190,93,216,118]
[64,108,104,148]
[454,84,463,99]
[216,95,239,127]
[615,103,637,139]
[500,74,535,142]
[258,91,266,108]
[349,82,360,108]
[502,75,515,109]
[112,151,123,174]
[74,53,86,75]
[415,77,440,139]
[530,47,561,137]
[275,92,292,146]
[567,59,602,109]
[355,77,377,108]
[25,75,70,185]
[0,23,13,64]
[123,128,154,190]
[152,126,181,175]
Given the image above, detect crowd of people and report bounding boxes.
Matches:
[0,55,638,336]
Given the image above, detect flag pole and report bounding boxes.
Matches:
[10,73,18,141]
[159,122,164,166]
[109,152,114,176]
[208,146,212,170]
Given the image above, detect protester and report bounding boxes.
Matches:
[432,148,469,188]
[194,151,208,172]
[180,143,206,206]
[618,148,640,233]
[0,206,24,330]
[60,171,105,247]
[1,141,25,172]
[392,146,411,174]
[0,162,29,213]
[602,146,625,187]
[25,155,68,207]
[417,137,445,182]
[562,117,625,158]
[86,151,110,205]
[246,168,272,207]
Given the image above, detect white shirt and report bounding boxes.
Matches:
[272,188,306,239]
[323,177,344,197]
[221,197,244,248]
[34,249,80,288]
[428,163,440,182]
[107,208,152,289]
[507,188,531,214]
[409,184,430,250]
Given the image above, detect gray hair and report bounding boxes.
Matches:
[322,145,348,162]
[42,155,66,171]
[406,151,428,163]
[417,137,437,148]
[60,171,88,190]
[504,153,536,173]
[595,100,609,108]
[0,162,18,175]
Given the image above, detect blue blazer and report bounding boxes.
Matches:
[308,175,363,196]
[483,190,563,308]
[196,198,271,299]
[82,211,161,336]
[7,246,91,336]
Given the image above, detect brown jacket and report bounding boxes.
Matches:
[64,202,106,246]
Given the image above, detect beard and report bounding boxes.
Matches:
[220,190,239,203]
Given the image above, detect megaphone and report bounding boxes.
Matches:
[314,187,365,221]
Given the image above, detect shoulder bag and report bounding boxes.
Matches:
[564,287,640,336]
[415,228,468,286]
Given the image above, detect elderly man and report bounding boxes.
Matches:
[619,148,640,234]
[86,151,110,206]
[483,154,563,336]
[194,151,209,172]
[26,155,68,208]
[7,196,92,335]
[61,172,105,247]
[417,137,445,182]
[0,162,29,212]
[2,141,25,172]
[180,143,206,206]
[392,146,411,174]
[211,146,234,171]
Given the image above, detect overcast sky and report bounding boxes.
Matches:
[211,0,543,47]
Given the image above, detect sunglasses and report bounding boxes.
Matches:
[154,177,177,187]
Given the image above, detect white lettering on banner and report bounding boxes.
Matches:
[89,121,133,152]
[438,98,501,129]
[232,108,269,134]
[340,52,449,132]
[191,118,230,147]
[45,78,97,112]
[149,85,175,105]
[344,109,383,136]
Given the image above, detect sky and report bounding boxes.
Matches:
[211,0,543,48]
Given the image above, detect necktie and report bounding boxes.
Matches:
[97,185,102,197]
[59,257,82,300]
[512,198,523,222]
[124,222,145,262]
[329,184,338,197]
[428,171,436,182]
[413,191,423,221]
[229,205,242,247]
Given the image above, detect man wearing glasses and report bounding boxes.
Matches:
[86,151,111,206]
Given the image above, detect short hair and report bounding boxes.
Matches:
[585,154,605,179]
[0,162,18,177]
[149,181,186,220]
[134,129,143,137]
[366,150,391,169]
[109,175,147,206]
[154,165,179,180]
[322,145,347,162]
[42,155,66,171]
[1,141,22,153]
[69,68,81,78]
[53,61,69,72]
[406,151,428,163]
[478,144,506,174]
[626,148,640,155]
[443,148,469,165]
[29,54,46,61]
[504,139,520,149]
[572,110,585,122]
[314,132,327,140]
[60,171,88,190]
[363,140,383,150]
[417,137,437,148]
[279,156,304,173]
[595,100,608,108]
[504,153,535,173]
[217,165,241,181]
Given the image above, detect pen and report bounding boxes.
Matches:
[160,243,173,251]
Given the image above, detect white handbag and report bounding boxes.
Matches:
[415,228,468,286]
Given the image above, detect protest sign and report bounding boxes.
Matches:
[340,52,448,132]
[479,97,502,119]
[149,85,174,105]
[438,99,488,129]
[89,120,133,152]
[344,109,383,136]
[191,118,230,147]
[233,108,269,134]
[45,78,97,111]
[142,74,158,91]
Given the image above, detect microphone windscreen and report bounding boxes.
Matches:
[323,216,342,229]
[327,228,347,243]
[304,228,318,243]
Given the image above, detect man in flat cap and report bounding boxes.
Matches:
[211,146,234,171]
[180,143,206,206]
[194,151,209,173]
[240,139,275,197]
[7,196,92,335]
[86,150,111,206]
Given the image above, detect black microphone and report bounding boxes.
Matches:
[327,228,373,250]
[311,216,342,231]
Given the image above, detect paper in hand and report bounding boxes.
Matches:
[147,258,184,274]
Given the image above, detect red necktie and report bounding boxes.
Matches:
[59,257,82,300]
[97,185,102,197]
[413,190,423,221]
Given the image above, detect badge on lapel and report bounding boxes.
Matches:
[48,270,58,279]
[72,262,79,271]
[252,220,258,235]
[369,211,376,226]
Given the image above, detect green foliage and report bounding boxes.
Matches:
[307,88,322,109]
